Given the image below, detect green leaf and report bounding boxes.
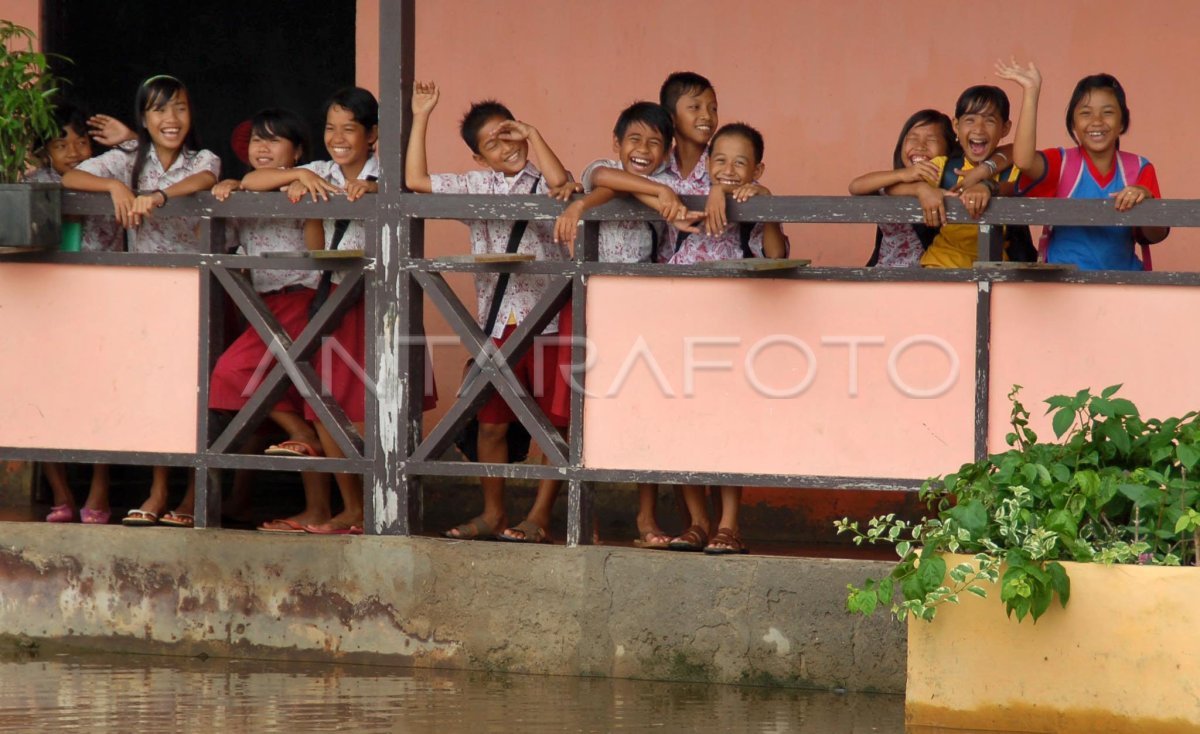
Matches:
[1047,562,1071,606]
[1030,580,1053,621]
[1101,384,1123,399]
[946,499,988,537]
[916,555,947,596]
[1109,398,1138,417]
[1052,407,1076,438]
[1177,443,1200,471]
[878,578,894,605]
[1051,463,1071,484]
[1043,509,1079,540]
[966,585,989,598]
[1118,483,1157,508]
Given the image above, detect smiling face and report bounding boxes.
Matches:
[247,130,301,170]
[1071,88,1124,156]
[324,104,377,171]
[472,115,528,175]
[954,104,1010,163]
[142,90,191,154]
[45,126,93,175]
[672,87,718,147]
[900,121,950,168]
[612,121,668,176]
[706,132,762,187]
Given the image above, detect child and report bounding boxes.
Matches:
[208,108,334,532]
[405,80,574,544]
[591,123,787,555]
[552,101,680,549]
[848,109,957,267]
[887,86,1024,268]
[26,102,131,524]
[996,60,1169,270]
[62,75,220,527]
[660,71,719,193]
[241,87,383,535]
[62,75,220,253]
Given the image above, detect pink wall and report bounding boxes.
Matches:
[583,278,977,478]
[0,264,199,453]
[988,282,1200,451]
[0,2,41,39]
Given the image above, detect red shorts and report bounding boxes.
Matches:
[478,323,568,427]
[305,285,438,424]
[209,288,314,414]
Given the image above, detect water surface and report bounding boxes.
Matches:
[0,652,903,733]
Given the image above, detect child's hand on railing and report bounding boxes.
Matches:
[705,186,728,234]
[959,182,993,219]
[546,180,582,202]
[287,169,342,203]
[1110,185,1151,212]
[731,183,770,203]
[554,200,584,244]
[654,188,689,221]
[107,181,139,228]
[212,178,242,202]
[915,184,948,227]
[344,178,378,202]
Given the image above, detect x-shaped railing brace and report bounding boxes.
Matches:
[207,265,366,459]
[410,269,571,466]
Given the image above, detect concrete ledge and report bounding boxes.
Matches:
[0,522,905,692]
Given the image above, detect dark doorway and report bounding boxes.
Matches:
[41,1,357,177]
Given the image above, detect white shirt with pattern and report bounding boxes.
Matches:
[297,156,380,284]
[581,158,669,264]
[229,218,319,292]
[75,145,220,253]
[430,163,567,338]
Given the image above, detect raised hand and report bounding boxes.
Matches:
[412,81,439,116]
[493,119,535,142]
[995,58,1042,91]
[87,114,135,147]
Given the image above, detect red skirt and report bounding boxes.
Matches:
[304,285,438,424]
[209,288,315,414]
[547,300,574,425]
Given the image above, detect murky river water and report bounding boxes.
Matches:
[0,652,904,733]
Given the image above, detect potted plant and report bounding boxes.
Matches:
[836,385,1200,733]
[0,20,62,249]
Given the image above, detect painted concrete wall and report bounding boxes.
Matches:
[0,1,39,38]
[0,524,907,693]
[0,264,199,453]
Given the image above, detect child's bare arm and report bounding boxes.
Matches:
[849,162,940,195]
[554,187,615,245]
[995,59,1045,180]
[303,219,326,251]
[495,120,569,188]
[212,178,241,201]
[405,81,438,193]
[590,167,694,222]
[762,224,787,258]
[86,114,135,147]
[953,144,1015,192]
[62,168,138,228]
[242,167,304,191]
[888,181,951,227]
[131,170,218,218]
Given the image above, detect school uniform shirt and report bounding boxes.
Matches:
[1019,147,1161,271]
[228,218,319,293]
[22,166,123,252]
[660,175,783,264]
[580,158,669,263]
[430,162,568,338]
[660,148,711,196]
[297,155,380,284]
[74,144,220,253]
[919,157,1020,269]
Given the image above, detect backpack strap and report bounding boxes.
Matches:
[939,157,964,191]
[738,222,756,258]
[482,174,540,335]
[308,174,378,318]
[1037,147,1085,263]
[1116,150,1153,271]
[646,221,659,263]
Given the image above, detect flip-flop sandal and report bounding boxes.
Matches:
[264,440,323,457]
[46,504,76,523]
[305,522,363,535]
[668,525,708,552]
[122,509,160,527]
[80,508,111,525]
[258,518,309,534]
[443,516,499,540]
[633,530,672,549]
[160,512,195,528]
[704,528,749,555]
[499,520,552,544]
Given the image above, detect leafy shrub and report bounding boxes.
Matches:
[837,385,1200,623]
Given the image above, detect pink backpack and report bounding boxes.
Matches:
[1038,147,1153,270]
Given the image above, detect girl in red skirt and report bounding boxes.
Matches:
[209,108,333,532]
